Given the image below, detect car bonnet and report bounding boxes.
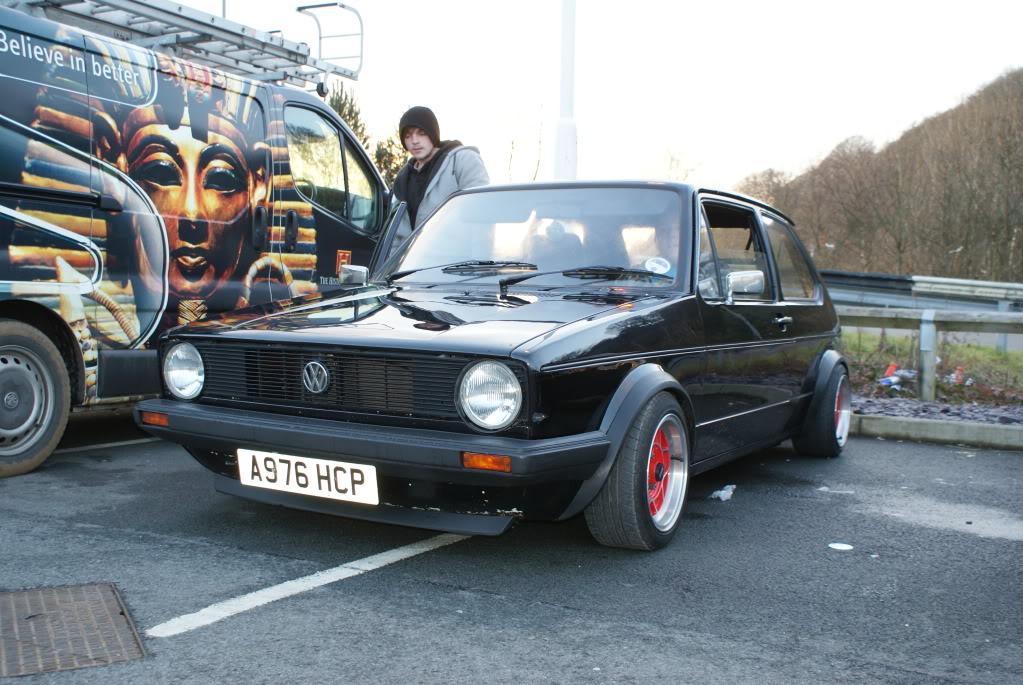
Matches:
[174,286,659,356]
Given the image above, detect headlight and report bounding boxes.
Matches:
[163,342,205,399]
[458,361,522,431]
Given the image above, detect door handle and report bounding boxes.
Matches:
[284,209,299,253]
[251,206,268,251]
[773,315,793,326]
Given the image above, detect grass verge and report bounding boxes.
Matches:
[838,330,1023,404]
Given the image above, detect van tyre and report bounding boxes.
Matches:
[793,365,851,459]
[0,320,70,477]
[585,392,689,551]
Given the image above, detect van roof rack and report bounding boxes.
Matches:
[2,0,363,88]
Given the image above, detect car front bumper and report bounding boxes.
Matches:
[134,399,611,535]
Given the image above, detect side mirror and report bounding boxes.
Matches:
[339,264,368,286]
[725,270,765,304]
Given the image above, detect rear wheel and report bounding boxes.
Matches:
[585,392,689,551]
[0,320,70,478]
[793,365,851,458]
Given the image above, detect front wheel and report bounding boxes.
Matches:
[792,365,852,458]
[584,392,690,551]
[0,320,71,478]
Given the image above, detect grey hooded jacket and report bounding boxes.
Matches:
[394,144,489,233]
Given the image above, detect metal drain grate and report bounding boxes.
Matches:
[0,583,144,677]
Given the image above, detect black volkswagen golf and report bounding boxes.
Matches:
[135,182,850,550]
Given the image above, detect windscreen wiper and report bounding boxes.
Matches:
[498,265,671,297]
[386,260,537,284]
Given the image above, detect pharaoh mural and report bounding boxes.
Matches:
[90,50,276,333]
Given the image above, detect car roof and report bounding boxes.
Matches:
[455,181,795,226]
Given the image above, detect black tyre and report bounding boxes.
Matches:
[584,392,690,551]
[0,320,71,478]
[792,365,852,459]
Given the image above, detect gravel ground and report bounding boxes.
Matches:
[853,394,1023,425]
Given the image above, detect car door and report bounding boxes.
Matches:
[758,210,836,416]
[691,197,797,459]
[277,103,384,295]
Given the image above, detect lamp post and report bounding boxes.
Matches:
[553,0,577,180]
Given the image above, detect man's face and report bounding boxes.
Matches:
[403,127,437,164]
[127,112,260,299]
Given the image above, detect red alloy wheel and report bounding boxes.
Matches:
[648,426,671,516]
[645,414,686,532]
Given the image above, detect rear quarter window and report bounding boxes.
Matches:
[762,213,818,300]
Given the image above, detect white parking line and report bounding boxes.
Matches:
[53,437,161,454]
[147,533,469,638]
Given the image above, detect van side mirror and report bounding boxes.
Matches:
[339,264,368,286]
[725,270,765,304]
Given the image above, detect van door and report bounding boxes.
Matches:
[277,101,385,296]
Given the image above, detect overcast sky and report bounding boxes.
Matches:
[191,0,1023,189]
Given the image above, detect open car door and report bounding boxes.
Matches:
[367,200,409,280]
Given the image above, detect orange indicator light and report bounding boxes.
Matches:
[462,452,513,473]
[139,411,170,427]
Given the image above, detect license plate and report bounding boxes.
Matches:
[237,449,378,506]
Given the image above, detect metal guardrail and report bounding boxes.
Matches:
[822,270,1023,312]
[823,270,1023,352]
[835,305,1023,401]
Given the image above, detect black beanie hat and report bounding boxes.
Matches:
[399,106,441,149]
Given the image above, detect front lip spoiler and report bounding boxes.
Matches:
[213,474,515,535]
[134,399,610,483]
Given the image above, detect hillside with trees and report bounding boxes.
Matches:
[737,69,1023,282]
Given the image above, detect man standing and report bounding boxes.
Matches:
[392,106,489,230]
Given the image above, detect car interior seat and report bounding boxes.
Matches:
[528,221,584,270]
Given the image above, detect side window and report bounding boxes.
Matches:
[284,107,346,217]
[762,214,818,299]
[697,210,721,299]
[343,146,379,233]
[702,201,771,301]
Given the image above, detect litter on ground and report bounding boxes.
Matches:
[709,484,736,501]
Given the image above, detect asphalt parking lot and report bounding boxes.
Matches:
[1,411,1021,684]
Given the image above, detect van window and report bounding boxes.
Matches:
[343,146,379,232]
[284,107,346,218]
[0,208,100,288]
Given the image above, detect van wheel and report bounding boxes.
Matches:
[0,320,70,477]
[793,365,852,458]
[584,392,689,551]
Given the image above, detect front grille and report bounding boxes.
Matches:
[190,340,505,421]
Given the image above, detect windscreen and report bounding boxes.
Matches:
[380,187,687,287]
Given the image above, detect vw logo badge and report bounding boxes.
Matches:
[3,392,18,410]
[302,361,330,394]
